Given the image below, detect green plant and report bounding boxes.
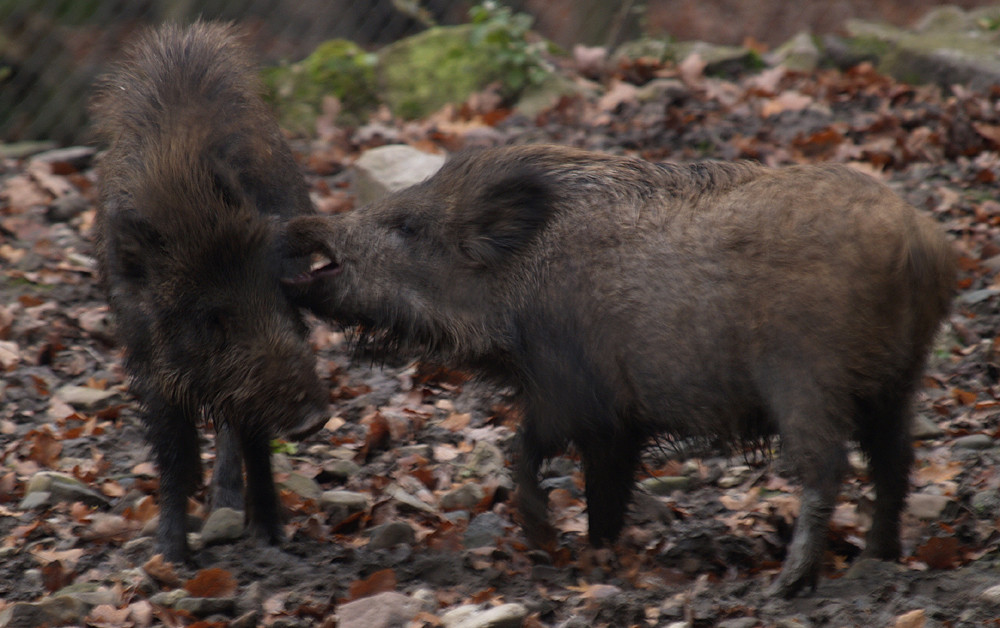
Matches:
[468,0,550,94]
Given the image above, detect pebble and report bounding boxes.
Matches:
[174,596,236,617]
[367,521,416,549]
[336,591,421,628]
[463,512,506,548]
[53,384,118,410]
[639,476,691,495]
[320,490,369,512]
[441,602,529,628]
[953,434,993,450]
[911,414,944,439]
[278,473,322,501]
[440,482,486,511]
[24,471,110,508]
[323,458,361,480]
[0,596,88,628]
[979,583,1000,605]
[200,507,245,546]
[906,493,952,520]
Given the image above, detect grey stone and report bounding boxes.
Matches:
[337,591,421,628]
[368,521,416,549]
[277,473,322,501]
[354,145,445,205]
[200,507,245,546]
[639,476,691,495]
[767,32,821,72]
[980,583,1000,605]
[442,602,529,628]
[396,444,433,459]
[464,441,506,479]
[175,596,236,616]
[0,596,88,628]
[463,512,506,548]
[25,471,110,507]
[440,482,485,511]
[320,490,369,512]
[323,458,362,480]
[149,589,191,607]
[53,384,118,409]
[906,493,952,520]
[954,434,994,450]
[911,414,944,439]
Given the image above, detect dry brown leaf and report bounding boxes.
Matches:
[439,412,471,432]
[347,568,397,601]
[143,554,182,587]
[184,567,238,598]
[761,91,812,117]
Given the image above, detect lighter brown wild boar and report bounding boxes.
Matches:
[91,21,328,562]
[281,144,955,597]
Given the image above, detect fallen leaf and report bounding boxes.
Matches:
[185,567,238,598]
[347,568,396,601]
[143,554,182,587]
[894,608,926,628]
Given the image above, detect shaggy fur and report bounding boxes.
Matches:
[91,21,327,562]
[283,144,955,597]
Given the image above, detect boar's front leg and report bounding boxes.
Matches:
[211,420,244,511]
[514,417,559,548]
[579,427,645,546]
[144,397,202,562]
[240,428,283,545]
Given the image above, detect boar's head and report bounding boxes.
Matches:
[281,151,555,363]
[101,164,328,439]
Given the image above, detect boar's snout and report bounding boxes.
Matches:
[279,215,343,306]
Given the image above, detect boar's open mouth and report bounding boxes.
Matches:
[282,247,341,286]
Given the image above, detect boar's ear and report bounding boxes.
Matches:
[458,168,554,268]
[108,211,165,283]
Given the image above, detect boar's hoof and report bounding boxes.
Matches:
[766,568,818,599]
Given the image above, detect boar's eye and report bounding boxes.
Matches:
[392,215,419,238]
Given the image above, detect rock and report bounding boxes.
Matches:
[911,414,944,440]
[200,507,245,546]
[844,557,904,580]
[385,483,437,514]
[175,596,236,617]
[149,589,190,607]
[442,602,529,628]
[464,441,506,479]
[718,619,760,628]
[24,471,110,508]
[397,444,433,459]
[320,490,369,512]
[639,476,691,495]
[336,591,421,628]
[440,482,486,511]
[634,78,688,104]
[19,491,51,510]
[717,465,751,488]
[954,434,993,450]
[0,596,89,628]
[515,73,592,119]
[411,588,438,612]
[113,568,158,596]
[0,140,58,160]
[54,583,116,608]
[971,490,1000,517]
[278,473,322,501]
[539,476,577,493]
[368,521,416,549]
[767,32,821,72]
[980,583,1000,605]
[906,493,952,520]
[46,193,90,223]
[354,145,446,205]
[53,384,118,410]
[323,458,362,480]
[846,8,1000,92]
[463,512,506,548]
[29,145,96,169]
[672,41,762,77]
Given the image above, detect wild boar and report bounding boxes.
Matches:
[91,21,328,562]
[281,144,955,596]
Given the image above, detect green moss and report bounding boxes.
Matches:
[263,39,378,134]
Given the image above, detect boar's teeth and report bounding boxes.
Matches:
[309,252,334,272]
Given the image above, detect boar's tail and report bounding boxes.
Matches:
[904,214,956,345]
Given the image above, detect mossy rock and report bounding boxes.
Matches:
[263,38,378,134]
[377,24,498,119]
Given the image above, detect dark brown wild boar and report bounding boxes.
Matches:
[90,21,328,562]
[281,144,955,597]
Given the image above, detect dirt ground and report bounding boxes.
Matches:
[4,54,1000,626]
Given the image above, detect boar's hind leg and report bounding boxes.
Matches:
[768,438,847,598]
[211,420,244,511]
[765,381,850,598]
[145,399,202,562]
[855,385,915,561]
[580,428,645,547]
[240,429,283,545]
